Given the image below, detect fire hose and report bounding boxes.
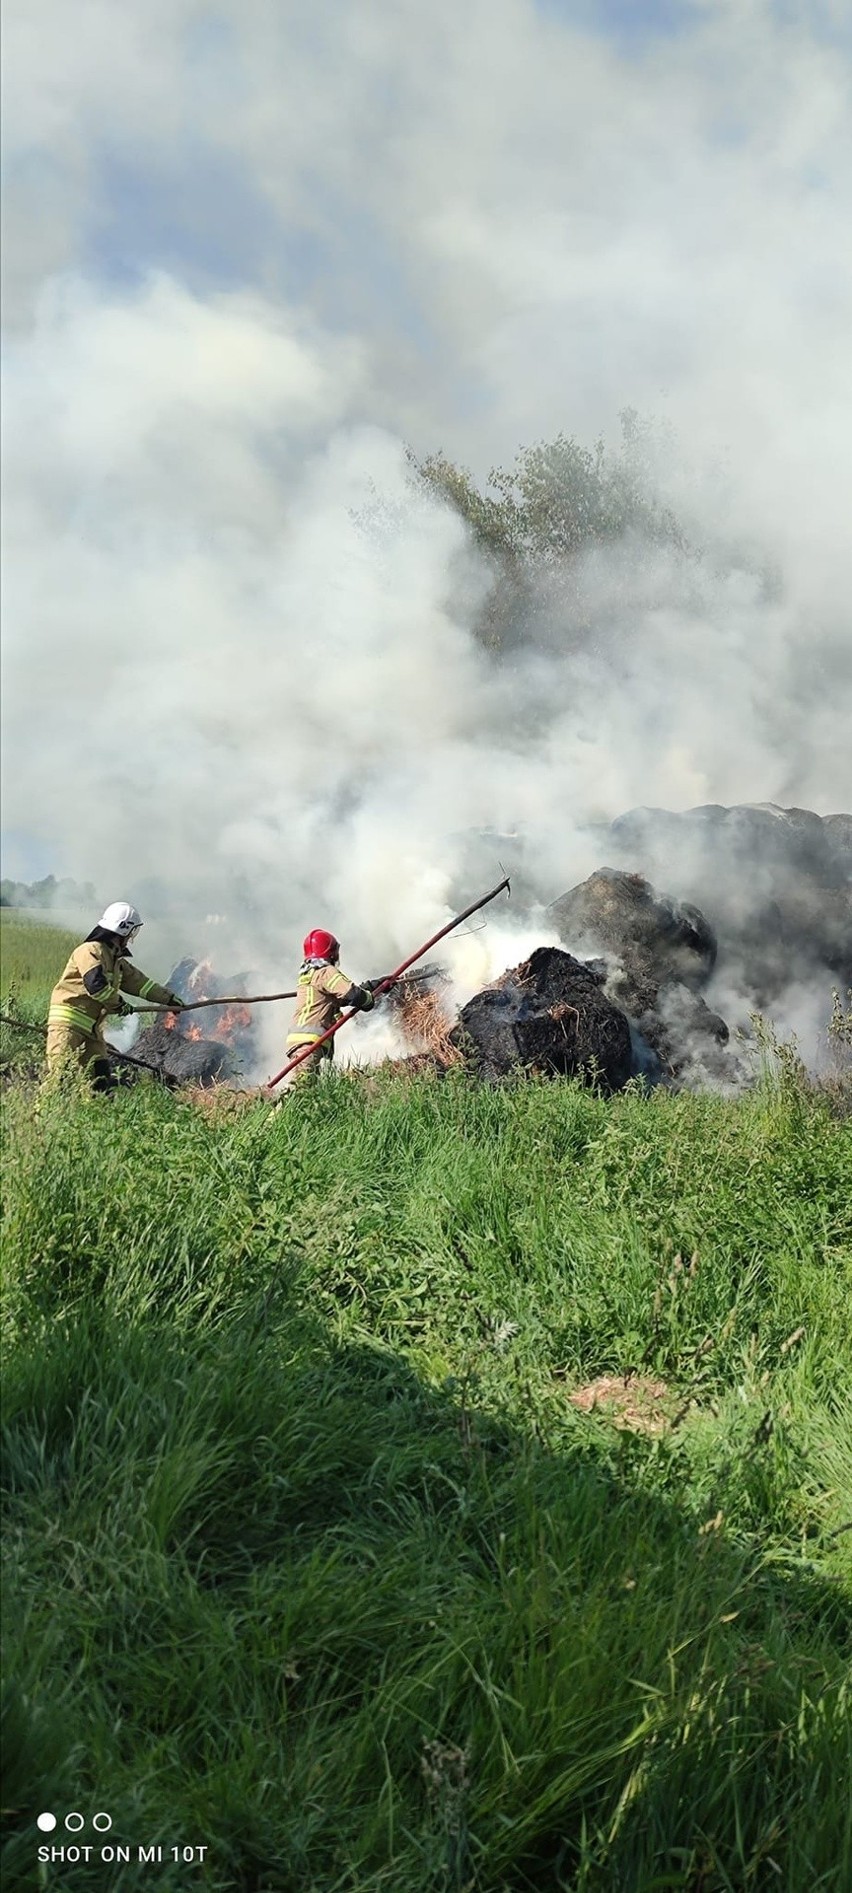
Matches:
[266,874,511,1091]
[132,990,298,1014]
[1,968,439,1053]
[1,972,437,1039]
[130,972,436,1016]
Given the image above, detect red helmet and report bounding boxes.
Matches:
[303,928,340,963]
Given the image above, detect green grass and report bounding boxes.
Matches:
[2,1061,851,1892]
[0,913,80,1079]
[0,910,78,1002]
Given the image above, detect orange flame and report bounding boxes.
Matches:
[161,1000,252,1046]
[211,1003,252,1042]
[157,973,254,1054]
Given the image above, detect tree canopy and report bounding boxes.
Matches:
[409,412,689,650]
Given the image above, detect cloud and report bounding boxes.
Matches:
[6,2,851,488]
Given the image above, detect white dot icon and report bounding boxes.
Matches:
[37,1813,56,1833]
[65,1813,85,1832]
[92,1813,112,1832]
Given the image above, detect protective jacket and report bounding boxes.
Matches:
[48,934,178,1043]
[286,958,374,1050]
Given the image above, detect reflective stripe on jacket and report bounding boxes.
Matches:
[48,1001,102,1038]
[49,938,175,1036]
[286,959,356,1044]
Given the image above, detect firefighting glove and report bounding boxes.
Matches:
[350,985,375,1013]
[115,998,134,1018]
[166,994,185,1011]
[366,976,396,995]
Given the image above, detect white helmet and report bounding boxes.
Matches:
[99,901,143,941]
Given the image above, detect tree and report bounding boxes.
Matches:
[410,413,688,650]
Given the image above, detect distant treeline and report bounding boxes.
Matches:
[0,874,96,910]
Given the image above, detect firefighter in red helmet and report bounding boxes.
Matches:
[285,929,375,1082]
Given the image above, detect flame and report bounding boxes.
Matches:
[153,968,255,1064]
[161,1008,204,1040]
[210,1003,252,1042]
[161,999,252,1047]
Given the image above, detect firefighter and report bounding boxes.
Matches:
[285,928,376,1083]
[46,901,184,1092]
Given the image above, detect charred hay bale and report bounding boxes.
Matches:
[619,982,734,1090]
[550,868,716,992]
[169,956,254,1003]
[612,802,841,883]
[607,803,852,998]
[134,1022,238,1087]
[454,947,632,1091]
[163,1038,237,1085]
[541,872,736,1087]
[103,1051,177,1090]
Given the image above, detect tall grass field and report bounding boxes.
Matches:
[1,909,79,1005]
[2,921,851,1891]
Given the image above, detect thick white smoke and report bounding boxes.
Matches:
[2,1,850,1072]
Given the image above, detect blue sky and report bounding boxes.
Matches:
[536,0,695,47]
[539,0,851,49]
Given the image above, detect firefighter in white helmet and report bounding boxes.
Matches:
[46,902,184,1092]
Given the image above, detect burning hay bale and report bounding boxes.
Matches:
[133,958,257,1088]
[453,947,633,1091]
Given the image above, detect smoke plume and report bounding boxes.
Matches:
[2,1,850,1072]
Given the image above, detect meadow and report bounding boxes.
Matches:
[1,919,851,1892]
[0,911,82,1087]
[1,910,80,1011]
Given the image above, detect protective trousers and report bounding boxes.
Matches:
[45,1025,115,1094]
[284,1039,334,1086]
